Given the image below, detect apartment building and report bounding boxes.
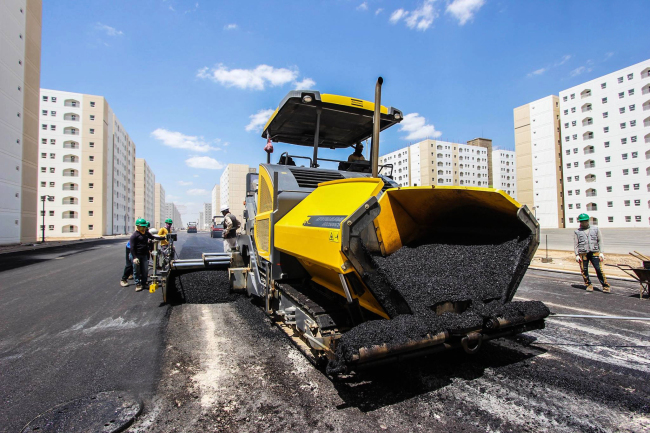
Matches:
[492,149,517,199]
[514,95,565,228]
[135,158,155,224]
[37,90,136,238]
[559,59,650,227]
[211,184,220,218]
[164,202,182,230]
[154,182,165,229]
[1,0,41,245]
[203,203,212,229]
[198,211,204,230]
[220,164,257,222]
[378,139,490,188]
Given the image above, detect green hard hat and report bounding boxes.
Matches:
[577,213,590,221]
[145,220,151,227]
[135,218,147,226]
[165,218,173,224]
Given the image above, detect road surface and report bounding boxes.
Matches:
[2,232,648,432]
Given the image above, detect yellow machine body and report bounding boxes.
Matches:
[271,174,528,319]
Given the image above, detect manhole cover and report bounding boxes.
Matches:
[21,391,142,433]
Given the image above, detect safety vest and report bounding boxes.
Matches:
[575,227,600,254]
[224,213,241,238]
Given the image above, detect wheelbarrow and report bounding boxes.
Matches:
[608,264,650,299]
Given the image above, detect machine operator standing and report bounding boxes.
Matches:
[129,218,163,292]
[574,213,611,293]
[221,206,240,253]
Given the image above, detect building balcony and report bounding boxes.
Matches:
[643,84,650,95]
[581,104,592,113]
[64,99,80,107]
[586,188,597,197]
[62,225,78,233]
[62,197,79,205]
[580,89,592,98]
[63,155,79,163]
[585,174,597,183]
[63,127,79,135]
[62,212,79,219]
[63,113,79,121]
[62,169,79,177]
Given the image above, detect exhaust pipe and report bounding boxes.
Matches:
[371,77,383,178]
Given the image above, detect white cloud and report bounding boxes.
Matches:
[187,188,210,196]
[294,78,316,89]
[246,109,275,132]
[95,23,123,36]
[570,66,592,77]
[166,194,178,200]
[527,67,547,77]
[151,128,219,152]
[390,1,437,31]
[389,9,408,23]
[185,156,225,170]
[178,181,193,186]
[224,23,238,30]
[604,52,614,60]
[375,8,384,15]
[357,2,368,11]
[555,54,571,66]
[446,0,485,26]
[193,175,199,178]
[399,113,442,140]
[197,64,298,90]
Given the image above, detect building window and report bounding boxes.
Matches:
[603,127,609,133]
[635,199,641,206]
[629,104,635,111]
[620,107,626,114]
[621,122,626,129]
[619,92,624,99]
[574,175,579,181]
[633,183,640,190]
[49,182,55,187]
[41,124,47,130]
[42,96,48,101]
[89,169,94,175]
[601,83,607,89]
[40,167,46,173]
[50,139,55,145]
[41,138,47,144]
[89,156,94,161]
[568,204,573,209]
[571,93,575,99]
[566,163,571,169]
[565,136,570,142]
[608,216,614,222]
[88,225,94,230]
[633,168,639,174]
[576,189,581,195]
[568,191,573,196]
[89,183,94,189]
[576,203,582,209]
[631,136,637,143]
[50,153,55,159]
[624,185,630,191]
[49,211,54,216]
[605,156,611,162]
[604,141,610,148]
[41,153,46,159]
[607,186,612,192]
[621,138,627,144]
[572,120,577,126]
[566,150,570,155]
[89,197,94,203]
[623,169,629,175]
[564,109,568,115]
[90,115,95,120]
[618,77,624,83]
[635,216,642,222]
[603,112,608,118]
[606,171,611,177]
[40,181,46,187]
[89,211,94,216]
[602,97,607,104]
[89,142,95,148]
[42,110,47,116]
[51,111,56,116]
[565,123,569,128]
[89,128,95,134]
[573,148,578,154]
[573,162,579,167]
[569,218,574,223]
[90,101,95,107]
[50,125,56,131]
[573,134,578,140]
[629,89,635,96]
[631,120,636,127]
[607,201,613,207]
[571,107,576,113]
[563,96,568,102]
[628,73,634,80]
[632,151,638,158]
[625,216,631,222]
[49,168,55,173]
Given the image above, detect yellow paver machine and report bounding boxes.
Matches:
[166,79,549,374]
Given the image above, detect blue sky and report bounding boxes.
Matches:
[41,0,649,222]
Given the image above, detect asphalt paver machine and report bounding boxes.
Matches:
[163,79,550,374]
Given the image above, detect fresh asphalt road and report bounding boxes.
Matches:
[2,231,649,432]
[0,231,222,433]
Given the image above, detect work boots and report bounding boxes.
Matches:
[120,280,128,287]
[135,285,143,292]
[585,284,594,292]
[603,286,611,293]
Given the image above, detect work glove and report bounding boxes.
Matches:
[133,258,140,265]
[599,254,605,262]
[575,255,581,263]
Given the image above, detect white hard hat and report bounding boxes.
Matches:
[220,205,229,212]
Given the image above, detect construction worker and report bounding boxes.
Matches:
[129,218,163,292]
[347,143,365,162]
[158,218,173,246]
[120,240,133,287]
[574,213,610,293]
[221,205,241,253]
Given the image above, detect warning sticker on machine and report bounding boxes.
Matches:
[303,215,346,229]
[328,231,340,242]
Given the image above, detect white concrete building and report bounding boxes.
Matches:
[37,89,136,238]
[164,202,182,230]
[559,59,650,227]
[135,158,155,224]
[1,0,41,244]
[198,211,204,230]
[220,164,256,222]
[203,202,212,229]
[514,95,565,228]
[154,182,165,229]
[492,149,517,199]
[378,139,490,188]
[211,184,220,219]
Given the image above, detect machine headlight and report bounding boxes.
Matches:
[394,112,402,120]
[302,95,313,103]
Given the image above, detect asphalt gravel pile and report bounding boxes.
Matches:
[168,270,238,304]
[327,236,550,374]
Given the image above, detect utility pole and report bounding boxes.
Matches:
[40,195,53,243]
